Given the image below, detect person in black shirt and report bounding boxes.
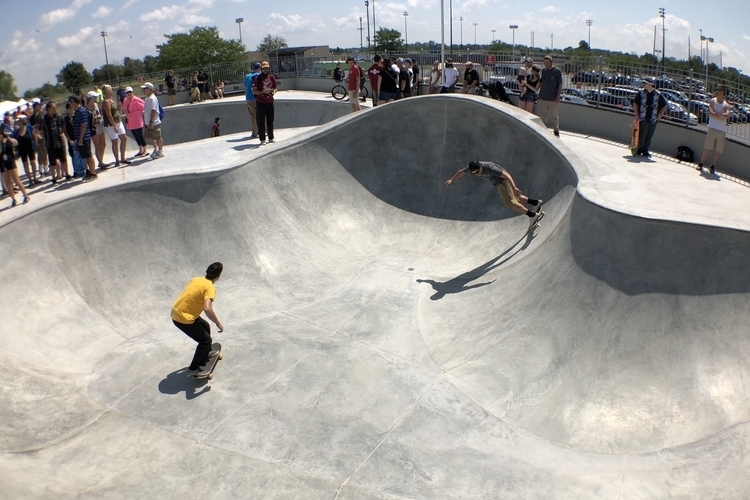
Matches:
[377,57,399,103]
[398,59,412,98]
[461,61,480,94]
[333,63,342,83]
[42,101,71,184]
[1,131,30,207]
[632,78,668,157]
[197,70,209,101]
[444,160,545,229]
[165,70,177,105]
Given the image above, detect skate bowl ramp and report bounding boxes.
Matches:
[1,95,749,498]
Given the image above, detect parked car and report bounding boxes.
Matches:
[571,71,604,84]
[663,102,698,125]
[561,88,586,99]
[561,94,588,105]
[583,89,633,111]
[503,80,521,94]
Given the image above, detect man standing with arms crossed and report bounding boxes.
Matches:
[538,55,563,137]
[172,262,225,377]
[244,62,261,138]
[346,56,362,112]
[697,84,731,174]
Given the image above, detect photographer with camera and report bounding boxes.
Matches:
[1,131,30,207]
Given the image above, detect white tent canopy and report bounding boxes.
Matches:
[0,99,31,116]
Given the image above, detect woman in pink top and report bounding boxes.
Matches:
[122,87,148,157]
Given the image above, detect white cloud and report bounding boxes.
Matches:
[92,6,113,19]
[540,6,560,13]
[332,13,361,28]
[743,35,750,42]
[105,20,131,33]
[121,0,139,11]
[269,13,325,33]
[57,26,95,48]
[140,5,180,22]
[38,0,93,32]
[181,14,212,25]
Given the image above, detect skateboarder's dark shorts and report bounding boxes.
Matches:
[495,181,519,209]
[173,317,212,370]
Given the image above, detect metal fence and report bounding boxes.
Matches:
[98,51,749,142]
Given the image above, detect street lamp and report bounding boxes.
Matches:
[509,25,518,60]
[491,29,496,42]
[358,17,364,49]
[100,31,110,81]
[404,11,408,50]
[703,35,714,83]
[364,1,371,49]
[585,19,592,48]
[460,16,463,51]
[473,23,478,46]
[659,7,666,75]
[235,18,243,44]
[449,0,453,51]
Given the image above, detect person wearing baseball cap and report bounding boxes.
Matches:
[68,95,98,181]
[244,62,262,138]
[632,76,668,157]
[461,61,479,94]
[252,61,277,144]
[122,86,148,157]
[141,83,164,158]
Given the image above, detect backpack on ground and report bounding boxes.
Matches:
[676,146,694,162]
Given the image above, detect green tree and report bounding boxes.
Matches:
[256,34,288,57]
[373,28,404,53]
[157,26,245,69]
[56,61,92,92]
[0,70,18,100]
[92,63,125,83]
[578,40,590,51]
[143,55,160,73]
[122,57,146,77]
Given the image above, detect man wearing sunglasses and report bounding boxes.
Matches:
[444,160,545,229]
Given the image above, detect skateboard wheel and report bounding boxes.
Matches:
[208,374,213,380]
[218,354,224,360]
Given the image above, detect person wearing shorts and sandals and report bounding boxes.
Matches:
[101,85,130,167]
[1,131,30,207]
[12,115,40,187]
[171,262,225,377]
[697,84,731,174]
[518,65,541,113]
[346,56,362,112]
[444,160,545,229]
[165,70,177,106]
[142,83,164,158]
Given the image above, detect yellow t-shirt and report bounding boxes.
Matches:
[171,277,216,324]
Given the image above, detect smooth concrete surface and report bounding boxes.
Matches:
[2,94,750,499]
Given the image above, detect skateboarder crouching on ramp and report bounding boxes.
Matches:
[171,262,225,376]
[444,161,545,229]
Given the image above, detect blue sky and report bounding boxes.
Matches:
[2,0,749,93]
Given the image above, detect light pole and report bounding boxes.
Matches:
[364,1,371,49]
[491,29,496,42]
[404,11,408,50]
[659,7,666,75]
[358,17,364,49]
[235,18,243,44]
[530,31,534,51]
[372,0,376,36]
[473,23,478,46]
[449,0,453,51]
[100,31,110,81]
[703,35,714,83]
[699,28,703,71]
[460,17,463,51]
[509,25,518,60]
[550,33,553,51]
[585,19,592,48]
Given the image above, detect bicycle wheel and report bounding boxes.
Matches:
[331,85,347,100]
[359,86,368,101]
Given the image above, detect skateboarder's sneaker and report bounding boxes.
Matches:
[187,368,200,376]
[536,199,544,214]
[188,367,211,377]
[207,349,220,359]
[553,129,560,137]
[696,162,703,171]
[709,165,716,175]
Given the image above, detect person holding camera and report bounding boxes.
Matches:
[1,131,30,207]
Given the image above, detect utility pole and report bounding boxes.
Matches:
[530,31,534,51]
[699,28,703,72]
[404,11,409,50]
[491,29,496,42]
[473,23,478,46]
[358,17,364,49]
[509,25,518,60]
[550,33,553,51]
[449,0,453,51]
[100,31,110,81]
[585,19,592,48]
[460,17,463,51]
[659,7,666,75]
[365,1,371,49]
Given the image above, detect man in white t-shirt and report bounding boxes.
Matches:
[697,84,731,175]
[141,82,164,159]
[441,59,459,93]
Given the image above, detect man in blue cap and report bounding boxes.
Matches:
[632,77,668,157]
[244,63,261,138]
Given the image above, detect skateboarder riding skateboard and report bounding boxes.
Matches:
[444,161,545,229]
[171,262,225,377]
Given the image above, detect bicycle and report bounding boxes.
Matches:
[331,83,369,101]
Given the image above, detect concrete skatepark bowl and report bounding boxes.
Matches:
[2,95,749,499]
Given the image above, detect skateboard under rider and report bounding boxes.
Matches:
[528,211,546,232]
[191,342,223,380]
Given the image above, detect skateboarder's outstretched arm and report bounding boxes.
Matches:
[444,169,466,187]
[204,298,224,332]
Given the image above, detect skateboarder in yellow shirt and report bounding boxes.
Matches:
[171,262,225,376]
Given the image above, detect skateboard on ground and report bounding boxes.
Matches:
[192,342,223,380]
[630,121,640,156]
[528,211,546,232]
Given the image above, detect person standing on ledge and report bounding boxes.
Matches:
[244,62,261,139]
[253,61,278,145]
[444,160,545,229]
[632,77,668,158]
[171,262,225,377]
[697,84,731,174]
[538,55,563,137]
